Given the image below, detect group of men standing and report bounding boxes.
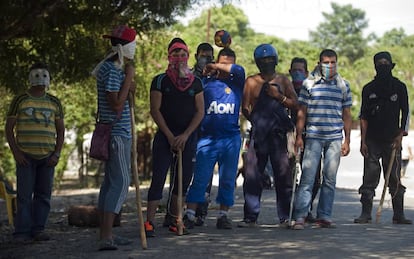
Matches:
[143,31,412,238]
[5,24,411,251]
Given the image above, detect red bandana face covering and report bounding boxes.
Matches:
[166,44,195,91]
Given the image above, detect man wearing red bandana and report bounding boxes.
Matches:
[145,38,204,237]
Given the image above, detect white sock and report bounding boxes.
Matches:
[217,210,228,218]
[186,209,196,221]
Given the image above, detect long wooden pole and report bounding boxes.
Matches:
[375,148,396,224]
[129,93,147,249]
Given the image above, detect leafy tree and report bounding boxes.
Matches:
[0,0,232,184]
[309,3,369,63]
[376,28,407,47]
[348,30,414,124]
[0,0,231,94]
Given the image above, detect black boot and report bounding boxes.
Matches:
[354,197,372,224]
[392,193,412,224]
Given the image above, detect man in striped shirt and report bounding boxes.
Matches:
[6,62,65,242]
[292,49,352,230]
[92,25,137,250]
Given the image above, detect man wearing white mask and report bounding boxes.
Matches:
[6,62,64,243]
[92,25,137,250]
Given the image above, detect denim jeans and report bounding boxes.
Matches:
[14,154,55,238]
[294,139,341,221]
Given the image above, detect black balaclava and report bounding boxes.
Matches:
[256,57,277,75]
[374,51,395,80]
[373,51,396,98]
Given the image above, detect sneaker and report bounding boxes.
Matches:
[33,232,50,241]
[279,219,290,228]
[183,214,195,229]
[314,219,336,228]
[305,212,317,223]
[216,215,232,229]
[113,235,132,246]
[237,219,257,228]
[163,213,174,227]
[98,239,118,251]
[169,219,189,235]
[195,216,206,226]
[144,221,156,237]
[293,218,305,230]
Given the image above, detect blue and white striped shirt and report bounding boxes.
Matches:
[96,61,131,138]
[298,77,352,141]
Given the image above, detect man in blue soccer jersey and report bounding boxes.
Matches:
[185,47,245,230]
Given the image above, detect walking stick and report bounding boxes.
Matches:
[176,149,184,235]
[129,93,147,249]
[375,148,397,224]
[288,148,301,228]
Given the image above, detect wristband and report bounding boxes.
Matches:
[281,96,287,104]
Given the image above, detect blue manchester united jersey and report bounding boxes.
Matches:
[200,64,245,138]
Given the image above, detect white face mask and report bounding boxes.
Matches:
[121,41,136,60]
[111,41,136,68]
[29,68,50,87]
[91,40,136,77]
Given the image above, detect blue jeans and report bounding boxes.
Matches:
[186,134,241,207]
[294,139,341,221]
[14,154,55,238]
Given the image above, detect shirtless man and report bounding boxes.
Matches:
[239,43,298,227]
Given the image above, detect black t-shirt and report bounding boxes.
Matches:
[150,73,203,135]
[360,77,409,141]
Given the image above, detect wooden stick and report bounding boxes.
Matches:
[176,149,184,235]
[288,148,301,227]
[375,148,396,224]
[129,93,147,249]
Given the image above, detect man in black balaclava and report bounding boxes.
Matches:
[356,51,411,224]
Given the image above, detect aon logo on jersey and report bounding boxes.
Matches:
[207,101,235,114]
